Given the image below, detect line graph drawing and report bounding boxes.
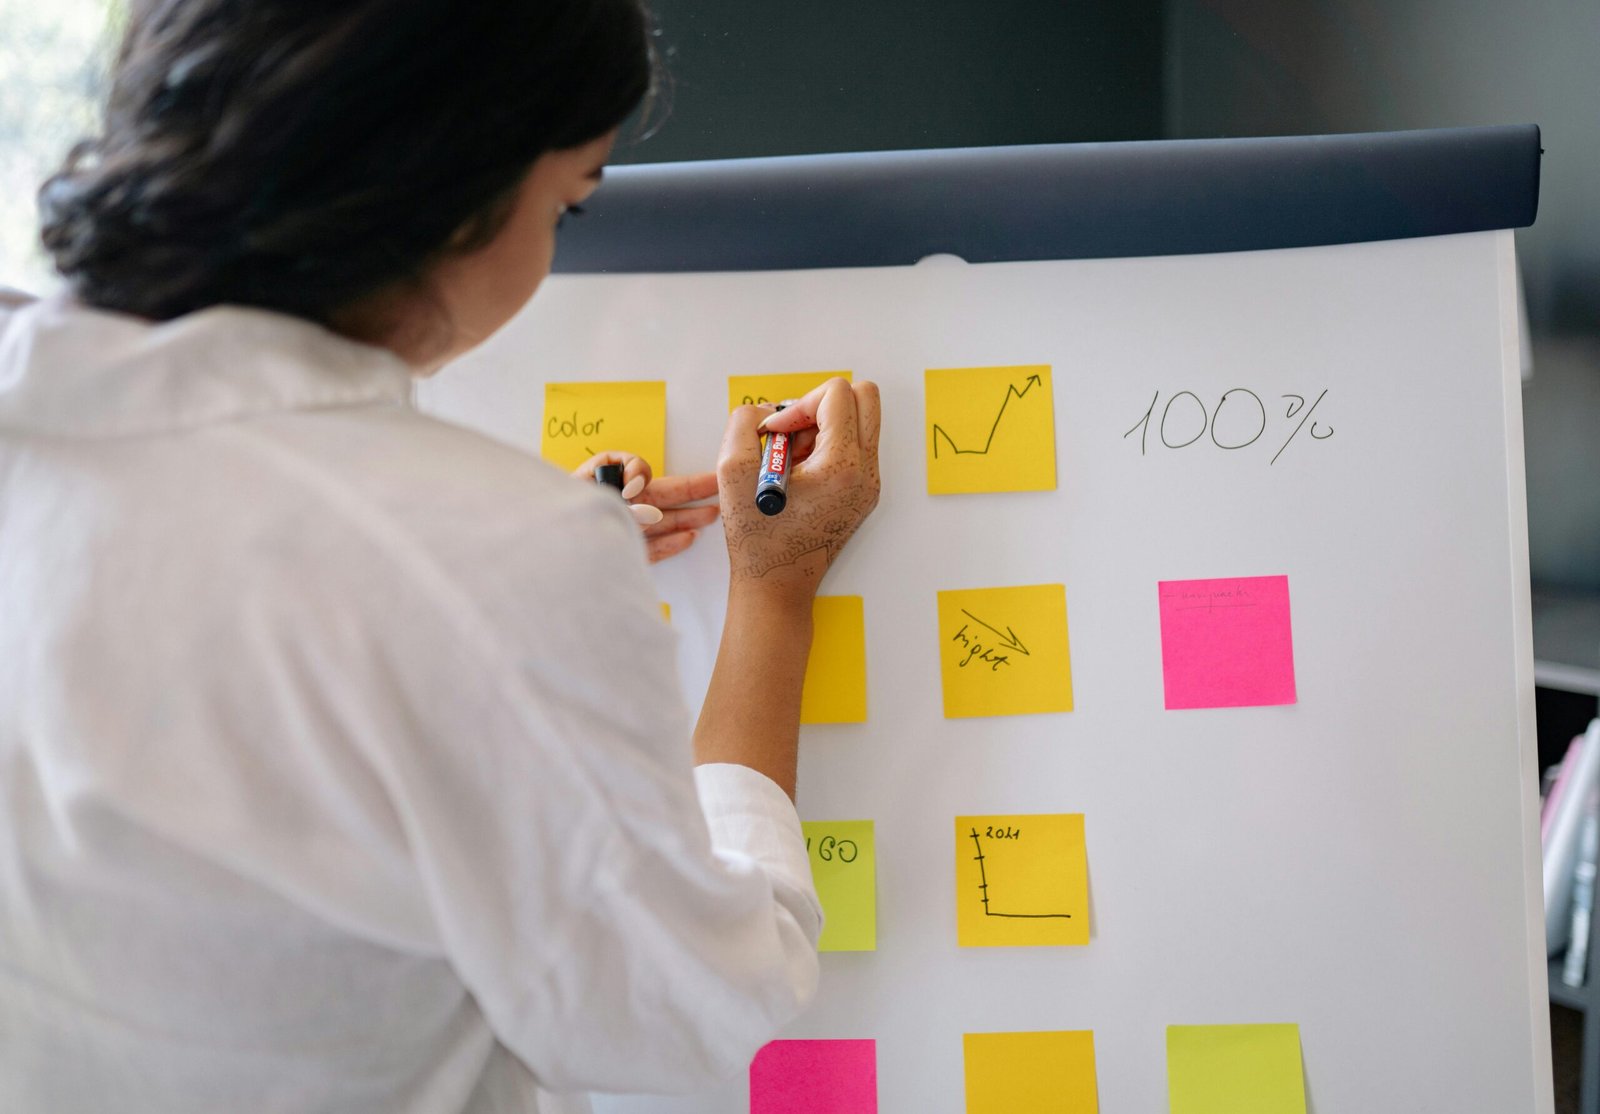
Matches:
[968,828,1072,921]
[931,374,1044,459]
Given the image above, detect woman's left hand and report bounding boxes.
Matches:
[572,451,720,563]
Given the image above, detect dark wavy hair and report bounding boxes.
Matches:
[39,0,654,325]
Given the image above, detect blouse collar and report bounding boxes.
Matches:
[0,295,415,438]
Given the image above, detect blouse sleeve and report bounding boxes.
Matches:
[380,478,822,1096]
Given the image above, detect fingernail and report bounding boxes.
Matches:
[630,504,664,526]
[620,475,646,499]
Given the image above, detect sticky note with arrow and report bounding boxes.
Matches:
[925,364,1056,495]
[935,584,1073,718]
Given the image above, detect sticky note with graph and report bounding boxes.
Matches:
[925,364,1055,494]
[539,380,666,472]
[955,814,1089,946]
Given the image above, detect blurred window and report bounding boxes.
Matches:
[0,0,112,293]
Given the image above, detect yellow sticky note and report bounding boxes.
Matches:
[1167,1024,1307,1114]
[925,364,1055,494]
[659,602,671,622]
[540,381,666,472]
[955,814,1088,947]
[936,585,1072,719]
[802,820,876,952]
[965,1031,1099,1113]
[728,370,852,412]
[800,595,867,724]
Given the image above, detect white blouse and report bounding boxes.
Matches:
[0,296,821,1113]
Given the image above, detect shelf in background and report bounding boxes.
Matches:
[1534,588,1600,697]
[1551,955,1588,1012]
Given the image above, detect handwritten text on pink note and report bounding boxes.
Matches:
[750,1040,877,1114]
[1158,575,1297,710]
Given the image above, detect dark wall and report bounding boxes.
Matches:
[1167,0,1600,590]
[614,1,1166,164]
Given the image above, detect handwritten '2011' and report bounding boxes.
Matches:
[1124,388,1334,465]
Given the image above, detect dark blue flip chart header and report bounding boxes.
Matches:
[554,125,1540,275]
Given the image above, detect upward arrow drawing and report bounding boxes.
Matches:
[960,609,1030,656]
[931,374,1044,459]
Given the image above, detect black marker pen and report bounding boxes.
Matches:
[594,463,626,492]
[755,402,793,516]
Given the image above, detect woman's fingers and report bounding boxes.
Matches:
[635,469,718,509]
[571,450,653,490]
[629,503,665,526]
[646,530,699,563]
[758,377,860,468]
[854,381,881,465]
[718,404,769,491]
[642,503,720,537]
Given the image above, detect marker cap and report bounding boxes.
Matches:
[595,463,626,492]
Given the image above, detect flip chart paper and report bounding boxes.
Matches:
[750,1039,877,1114]
[955,814,1089,947]
[1166,1023,1307,1114]
[964,1030,1099,1113]
[925,364,1055,494]
[728,370,852,412]
[1158,575,1297,710]
[803,820,876,952]
[540,381,666,473]
[936,584,1073,719]
[801,595,868,724]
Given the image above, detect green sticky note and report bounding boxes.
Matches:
[1166,1023,1306,1114]
[802,820,876,952]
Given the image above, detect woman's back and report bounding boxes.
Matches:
[0,297,812,1112]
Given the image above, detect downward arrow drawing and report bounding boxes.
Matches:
[959,609,1030,656]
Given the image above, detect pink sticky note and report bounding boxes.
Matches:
[750,1040,877,1114]
[1158,575,1297,710]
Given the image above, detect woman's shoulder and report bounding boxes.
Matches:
[232,401,648,623]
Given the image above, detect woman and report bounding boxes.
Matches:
[0,2,879,1112]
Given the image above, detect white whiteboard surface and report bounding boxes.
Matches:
[418,229,1548,1113]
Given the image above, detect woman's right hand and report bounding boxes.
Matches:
[715,377,881,603]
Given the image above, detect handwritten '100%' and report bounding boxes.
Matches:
[1124,388,1333,465]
